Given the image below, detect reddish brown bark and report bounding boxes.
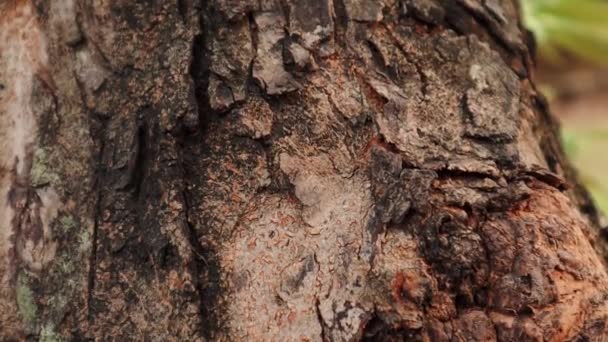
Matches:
[0,0,607,340]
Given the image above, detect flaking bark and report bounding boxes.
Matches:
[0,0,607,340]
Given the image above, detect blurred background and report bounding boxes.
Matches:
[522,0,608,213]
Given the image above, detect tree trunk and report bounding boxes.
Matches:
[1,0,607,340]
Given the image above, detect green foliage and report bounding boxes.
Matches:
[522,0,608,64]
[588,182,608,214]
[523,0,608,213]
[562,129,608,214]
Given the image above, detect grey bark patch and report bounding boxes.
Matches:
[284,40,313,70]
[404,0,445,25]
[49,0,83,46]
[252,12,300,95]
[102,115,140,191]
[208,74,237,112]
[287,0,334,50]
[208,19,253,111]
[8,179,60,273]
[343,0,384,22]
[483,0,507,24]
[369,146,412,225]
[279,254,317,297]
[365,32,523,172]
[456,0,523,51]
[215,0,258,20]
[464,59,519,142]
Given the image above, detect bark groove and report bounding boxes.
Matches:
[0,0,607,340]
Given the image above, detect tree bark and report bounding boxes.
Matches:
[1,0,607,340]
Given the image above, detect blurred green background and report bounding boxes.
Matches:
[522,0,608,214]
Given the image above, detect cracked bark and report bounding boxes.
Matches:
[1,0,607,341]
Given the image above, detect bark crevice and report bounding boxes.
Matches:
[2,0,608,340]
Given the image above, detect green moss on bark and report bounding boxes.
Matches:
[16,272,37,330]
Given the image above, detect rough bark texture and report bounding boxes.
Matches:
[1,0,607,340]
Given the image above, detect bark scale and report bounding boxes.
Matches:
[0,0,607,340]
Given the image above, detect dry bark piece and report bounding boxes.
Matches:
[0,0,606,340]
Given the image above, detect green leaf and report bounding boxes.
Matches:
[522,0,608,64]
[562,128,608,214]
